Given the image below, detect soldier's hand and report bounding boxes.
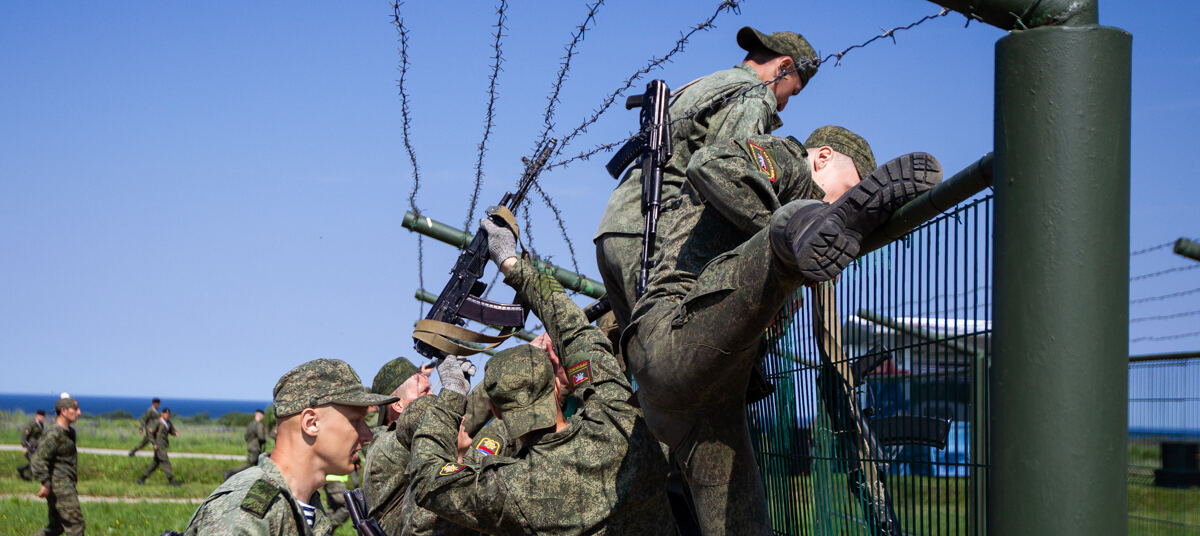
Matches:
[36,485,49,498]
[479,218,518,270]
[437,355,476,396]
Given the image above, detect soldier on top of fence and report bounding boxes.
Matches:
[128,396,161,456]
[16,408,45,481]
[617,125,941,535]
[595,26,820,335]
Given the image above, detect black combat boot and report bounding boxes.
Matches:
[136,476,146,484]
[787,152,941,282]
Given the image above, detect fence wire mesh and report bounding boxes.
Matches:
[1128,354,1200,535]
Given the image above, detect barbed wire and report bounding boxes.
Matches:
[1131,330,1200,343]
[1130,287,1200,304]
[1130,309,1200,324]
[1130,263,1200,281]
[532,0,606,154]
[392,1,425,314]
[532,181,581,275]
[549,6,952,171]
[1130,240,1175,256]
[464,0,509,231]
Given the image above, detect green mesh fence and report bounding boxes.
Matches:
[749,195,992,535]
[1127,354,1200,534]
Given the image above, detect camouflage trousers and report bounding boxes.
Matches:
[622,200,820,536]
[128,433,152,455]
[232,446,260,474]
[594,232,643,333]
[141,449,174,481]
[35,484,84,536]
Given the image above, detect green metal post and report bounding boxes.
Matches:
[1174,238,1200,262]
[992,17,1130,536]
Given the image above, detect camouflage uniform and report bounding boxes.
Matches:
[17,415,44,480]
[409,259,676,535]
[183,454,332,536]
[31,422,83,536]
[234,419,267,474]
[140,416,178,482]
[128,405,159,455]
[460,383,493,438]
[623,131,879,535]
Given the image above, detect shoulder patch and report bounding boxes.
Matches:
[475,437,500,456]
[745,141,778,182]
[567,361,592,387]
[240,479,281,518]
[439,462,466,476]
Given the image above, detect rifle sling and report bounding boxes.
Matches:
[414,319,521,357]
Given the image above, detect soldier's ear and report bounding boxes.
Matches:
[300,408,320,436]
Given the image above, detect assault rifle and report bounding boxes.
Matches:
[344,488,387,536]
[606,80,672,298]
[412,140,557,361]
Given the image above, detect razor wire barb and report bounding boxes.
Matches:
[393,1,426,314]
[532,0,606,153]
[464,0,509,230]
[549,6,952,170]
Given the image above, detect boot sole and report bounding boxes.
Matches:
[795,152,942,281]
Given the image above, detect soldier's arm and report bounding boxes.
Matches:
[29,430,56,486]
[20,424,33,448]
[706,84,776,143]
[408,390,520,532]
[502,259,630,403]
[686,139,785,234]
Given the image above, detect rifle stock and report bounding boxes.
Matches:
[344,488,388,536]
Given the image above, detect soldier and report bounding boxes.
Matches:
[31,396,84,536]
[407,224,677,535]
[368,356,432,430]
[228,409,268,478]
[361,393,437,534]
[16,409,46,481]
[138,407,182,485]
[182,359,395,536]
[128,397,161,456]
[621,126,941,534]
[595,26,819,332]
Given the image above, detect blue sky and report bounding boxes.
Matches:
[1,1,1196,400]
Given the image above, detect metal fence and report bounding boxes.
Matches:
[749,195,992,535]
[1128,354,1200,535]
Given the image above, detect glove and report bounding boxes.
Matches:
[437,355,476,396]
[480,218,518,266]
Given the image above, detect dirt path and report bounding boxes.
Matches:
[0,492,204,504]
[0,444,241,461]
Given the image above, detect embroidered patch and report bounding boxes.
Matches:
[567,361,592,387]
[439,462,466,476]
[240,479,281,518]
[475,437,499,456]
[746,142,777,182]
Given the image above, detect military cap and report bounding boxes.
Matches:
[737,26,819,86]
[483,345,558,439]
[371,356,421,396]
[804,125,877,182]
[54,397,78,411]
[273,358,398,418]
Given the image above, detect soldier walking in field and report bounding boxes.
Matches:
[128,397,161,456]
[227,409,268,479]
[16,408,45,481]
[138,407,182,485]
[31,396,84,536]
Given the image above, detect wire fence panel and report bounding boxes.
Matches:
[749,195,992,535]
[1127,354,1200,535]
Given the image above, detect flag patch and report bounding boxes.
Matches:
[567,361,592,387]
[475,437,499,456]
[439,462,465,476]
[746,142,777,182]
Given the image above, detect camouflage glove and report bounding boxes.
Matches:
[437,355,476,396]
[479,218,518,266]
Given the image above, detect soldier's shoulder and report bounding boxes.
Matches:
[188,470,291,534]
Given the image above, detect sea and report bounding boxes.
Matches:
[0,393,270,418]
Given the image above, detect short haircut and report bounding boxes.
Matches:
[35,409,46,416]
[161,407,171,415]
[152,398,161,404]
[254,409,264,414]
[743,47,785,65]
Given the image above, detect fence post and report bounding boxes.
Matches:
[991,17,1131,536]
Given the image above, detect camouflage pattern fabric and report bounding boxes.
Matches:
[141,417,177,481]
[460,383,493,438]
[595,64,782,330]
[233,420,267,473]
[622,135,825,535]
[362,394,436,528]
[735,26,819,85]
[17,417,44,478]
[397,419,510,536]
[408,259,676,535]
[31,423,83,536]
[371,356,421,396]
[183,455,331,536]
[273,358,397,418]
[128,405,159,455]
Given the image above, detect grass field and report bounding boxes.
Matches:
[0,410,268,456]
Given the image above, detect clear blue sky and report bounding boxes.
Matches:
[1,2,1196,400]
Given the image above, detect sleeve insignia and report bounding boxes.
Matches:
[746,141,778,182]
[439,462,466,476]
[475,437,499,456]
[240,479,281,518]
[567,361,592,387]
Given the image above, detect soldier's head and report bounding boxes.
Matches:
[801,126,876,202]
[273,359,398,476]
[152,397,161,408]
[483,344,563,440]
[254,409,264,422]
[54,397,81,424]
[372,357,432,424]
[529,333,573,398]
[161,408,171,420]
[35,409,46,423]
[738,26,818,112]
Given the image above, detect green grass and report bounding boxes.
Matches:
[1,451,234,498]
[1,496,203,535]
[0,410,270,455]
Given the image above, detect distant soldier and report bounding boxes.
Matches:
[16,408,46,481]
[31,396,84,536]
[128,397,161,456]
[227,409,268,478]
[138,407,181,486]
[182,359,395,536]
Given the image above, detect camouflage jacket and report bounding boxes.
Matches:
[30,422,77,489]
[596,64,781,239]
[140,406,160,434]
[148,418,177,450]
[398,419,511,536]
[21,418,44,450]
[245,420,266,451]
[632,134,821,317]
[183,455,331,536]
[408,260,675,535]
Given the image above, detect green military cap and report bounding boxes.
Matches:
[371,356,421,396]
[54,397,78,411]
[483,345,558,439]
[737,26,819,86]
[397,394,438,441]
[804,125,877,181]
[273,358,398,418]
